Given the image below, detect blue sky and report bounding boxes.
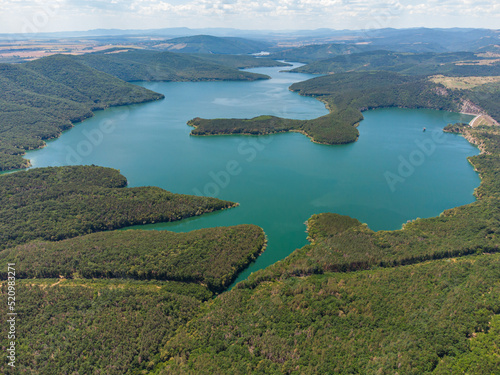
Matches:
[0,0,498,34]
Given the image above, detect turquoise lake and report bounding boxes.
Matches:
[26,63,480,285]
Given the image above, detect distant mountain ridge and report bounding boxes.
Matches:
[267,29,500,63]
[157,34,271,54]
[290,50,500,76]
[2,27,498,52]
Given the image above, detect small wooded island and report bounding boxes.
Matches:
[1,30,500,374]
[188,113,360,144]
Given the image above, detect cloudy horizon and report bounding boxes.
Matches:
[0,0,498,35]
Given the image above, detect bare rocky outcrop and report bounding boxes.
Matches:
[434,87,449,96]
[460,99,483,115]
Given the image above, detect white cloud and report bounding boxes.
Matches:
[401,0,500,16]
[0,0,498,33]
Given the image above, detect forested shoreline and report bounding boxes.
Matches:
[0,166,237,249]
[0,55,164,171]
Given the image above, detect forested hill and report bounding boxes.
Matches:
[159,34,270,54]
[0,165,236,249]
[0,54,164,171]
[290,50,500,76]
[188,53,291,69]
[76,49,271,82]
[267,43,371,63]
[289,71,500,124]
[0,225,265,293]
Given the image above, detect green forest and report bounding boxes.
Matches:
[0,225,265,292]
[0,166,235,249]
[0,55,164,171]
[188,114,360,145]
[290,50,500,76]
[76,50,271,82]
[0,279,210,374]
[0,166,265,374]
[155,254,500,374]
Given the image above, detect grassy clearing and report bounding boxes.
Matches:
[429,75,500,90]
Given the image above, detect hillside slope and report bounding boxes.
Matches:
[291,50,500,76]
[77,49,270,82]
[0,55,164,171]
[0,166,236,249]
[159,35,270,54]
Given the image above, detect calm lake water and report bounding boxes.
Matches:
[26,63,480,285]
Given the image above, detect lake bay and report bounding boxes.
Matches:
[26,63,480,285]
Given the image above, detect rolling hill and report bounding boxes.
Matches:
[156,34,271,54]
[291,50,500,76]
[76,49,270,82]
[0,55,164,171]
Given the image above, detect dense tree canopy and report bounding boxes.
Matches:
[76,50,270,82]
[1,225,265,292]
[0,166,235,249]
